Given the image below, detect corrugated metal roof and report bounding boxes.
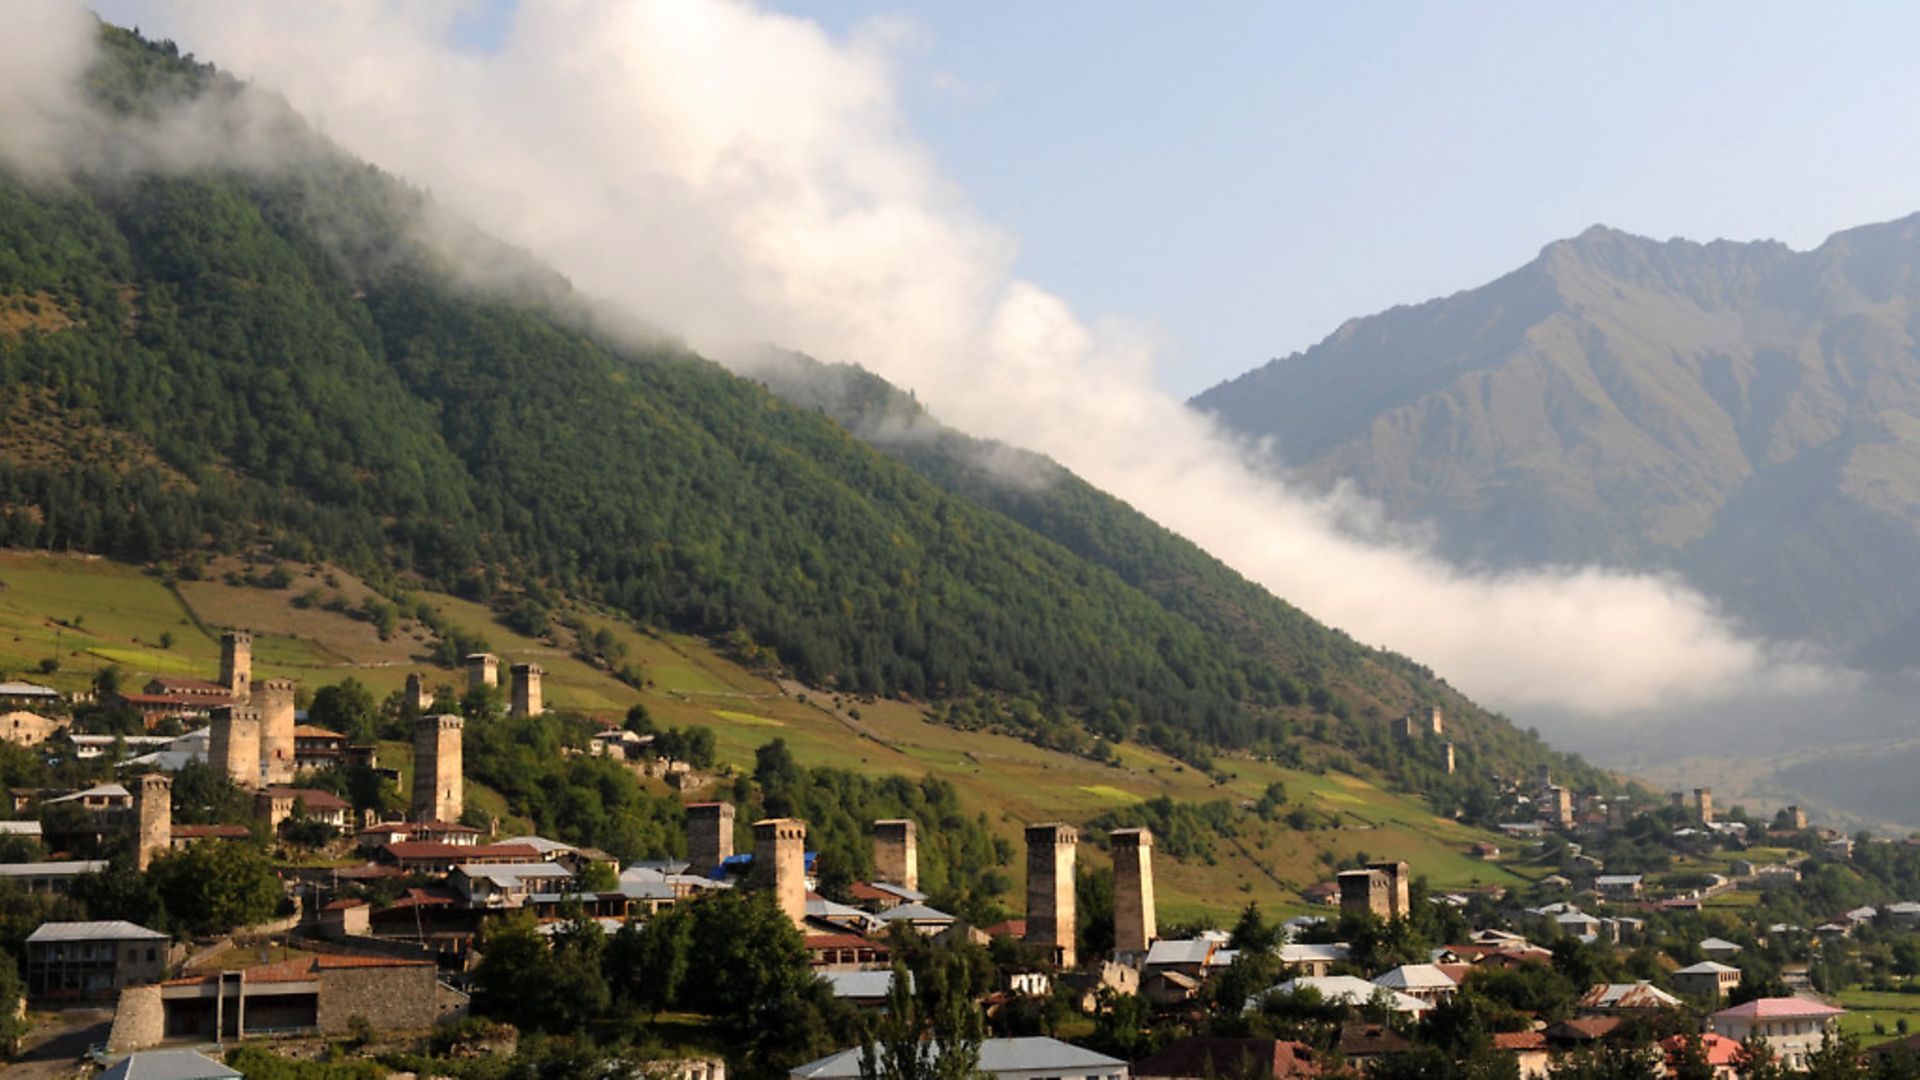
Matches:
[822,969,910,999]
[97,1049,241,1080]
[0,682,59,697]
[0,861,107,878]
[876,902,953,923]
[792,1036,1123,1079]
[27,919,166,943]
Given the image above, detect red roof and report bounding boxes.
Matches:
[1662,1033,1742,1066]
[381,841,538,862]
[1134,1037,1319,1079]
[321,898,368,911]
[261,787,350,812]
[117,693,224,708]
[1492,1032,1547,1051]
[375,887,455,913]
[293,724,345,739]
[982,919,1027,938]
[172,824,251,840]
[849,882,896,902]
[1548,1017,1621,1041]
[146,676,230,694]
[163,953,429,988]
[359,820,480,836]
[806,933,887,951]
[1713,997,1846,1020]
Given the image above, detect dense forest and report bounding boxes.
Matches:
[0,24,1608,793]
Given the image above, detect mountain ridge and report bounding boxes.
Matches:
[0,22,1609,803]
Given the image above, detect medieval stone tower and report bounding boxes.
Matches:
[686,802,735,876]
[133,773,172,872]
[219,630,252,703]
[752,817,808,928]
[465,653,499,693]
[404,672,434,713]
[1025,822,1078,969]
[1441,742,1456,775]
[1111,827,1157,958]
[412,714,464,824]
[873,819,918,892]
[258,678,298,786]
[209,705,262,789]
[510,663,544,717]
[1694,787,1715,824]
[1339,860,1411,922]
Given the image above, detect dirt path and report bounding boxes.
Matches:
[6,1010,111,1079]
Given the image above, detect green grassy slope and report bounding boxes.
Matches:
[0,550,1530,922]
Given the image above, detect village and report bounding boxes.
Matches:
[1,634,1918,1079]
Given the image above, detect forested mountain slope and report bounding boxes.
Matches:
[1195,219,1920,670]
[0,24,1599,791]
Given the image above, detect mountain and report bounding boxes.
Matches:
[1196,218,1920,670]
[0,24,1604,798]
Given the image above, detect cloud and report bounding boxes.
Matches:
[29,0,1841,716]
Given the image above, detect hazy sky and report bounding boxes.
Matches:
[100,3,1920,395]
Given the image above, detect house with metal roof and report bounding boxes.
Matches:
[791,1036,1126,1080]
[1673,960,1742,1000]
[25,920,169,1003]
[1248,975,1430,1016]
[1710,998,1846,1071]
[821,968,911,1007]
[96,1049,240,1080]
[449,861,575,907]
[1372,963,1460,1003]
[1575,981,1683,1015]
[1276,941,1350,977]
[0,859,107,894]
[1699,936,1744,962]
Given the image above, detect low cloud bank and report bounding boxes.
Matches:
[7,0,1842,715]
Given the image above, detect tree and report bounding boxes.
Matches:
[308,679,379,745]
[149,842,284,935]
[1228,901,1279,951]
[0,952,28,1057]
[859,955,985,1080]
[472,908,608,1033]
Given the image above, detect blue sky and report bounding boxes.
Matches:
[763,3,1920,394]
[105,1,1920,396]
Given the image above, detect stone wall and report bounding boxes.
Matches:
[316,963,442,1035]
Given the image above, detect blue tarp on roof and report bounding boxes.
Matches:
[709,851,817,880]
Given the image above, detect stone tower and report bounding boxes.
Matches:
[219,630,253,704]
[133,773,172,872]
[1441,742,1456,775]
[1549,785,1574,829]
[1024,822,1078,969]
[1427,706,1444,736]
[1339,868,1392,921]
[686,802,735,876]
[1391,715,1414,740]
[510,663,544,717]
[1111,827,1156,959]
[209,705,262,789]
[465,653,499,693]
[412,713,464,824]
[404,672,433,712]
[1367,860,1411,921]
[258,678,297,786]
[752,817,808,928]
[873,819,918,892]
[1786,805,1807,831]
[1694,787,1714,824]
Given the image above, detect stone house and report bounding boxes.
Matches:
[25,920,170,1003]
